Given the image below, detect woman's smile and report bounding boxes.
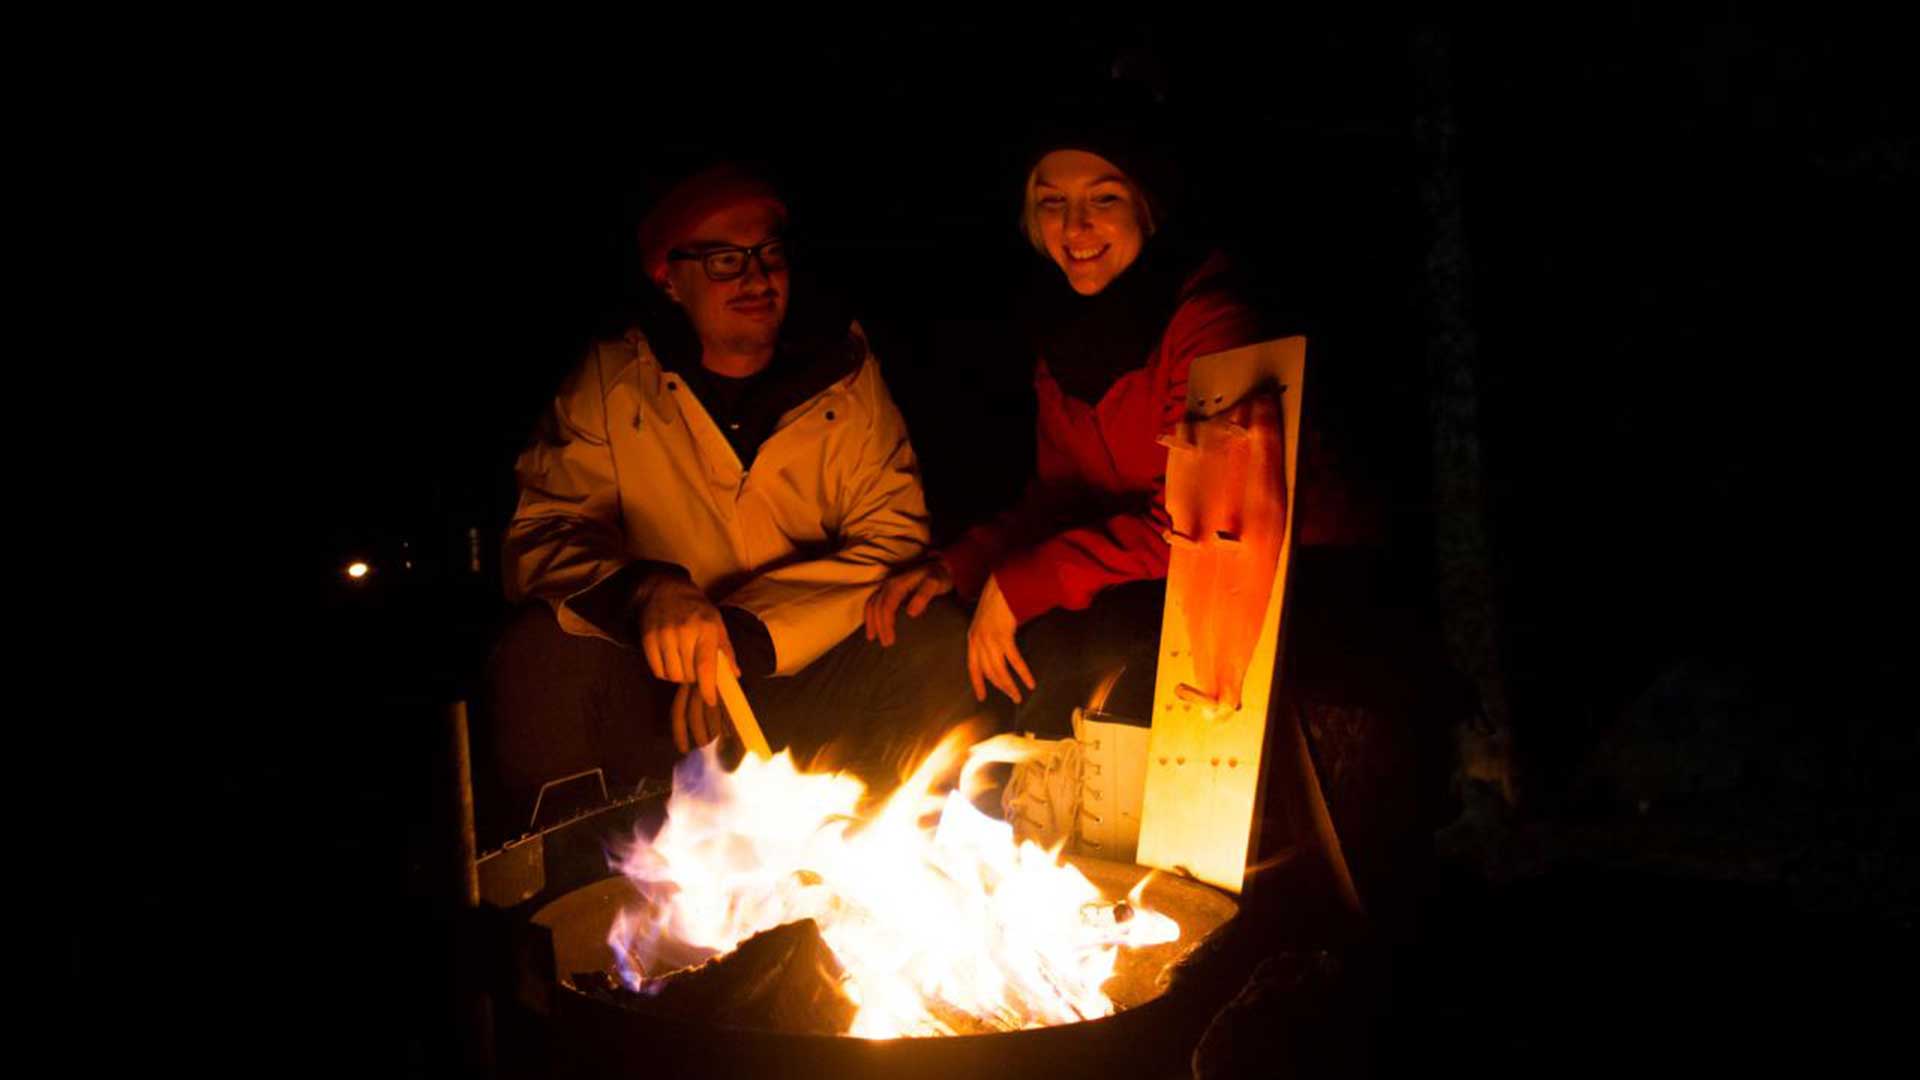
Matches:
[1029,150,1149,296]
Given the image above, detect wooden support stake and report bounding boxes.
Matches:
[447,700,480,908]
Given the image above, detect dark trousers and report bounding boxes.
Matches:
[1000,579,1170,737]
[480,599,982,843]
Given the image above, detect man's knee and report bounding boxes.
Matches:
[486,603,655,794]
[488,605,580,764]
[881,594,971,660]
[872,595,976,721]
[758,595,979,772]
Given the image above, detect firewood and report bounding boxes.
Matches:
[573,918,856,1036]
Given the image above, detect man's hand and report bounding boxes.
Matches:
[639,577,740,710]
[864,559,955,647]
[967,574,1034,704]
[670,682,735,753]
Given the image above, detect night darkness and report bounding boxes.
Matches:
[77,10,1913,1076]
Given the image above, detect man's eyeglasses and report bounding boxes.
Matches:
[666,239,789,282]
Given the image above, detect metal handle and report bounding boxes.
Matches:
[528,767,608,832]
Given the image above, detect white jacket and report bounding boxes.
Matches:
[504,324,930,674]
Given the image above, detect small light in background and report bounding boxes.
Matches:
[346,561,371,581]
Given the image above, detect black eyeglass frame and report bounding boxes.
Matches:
[665,239,790,282]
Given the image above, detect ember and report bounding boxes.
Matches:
[605,730,1180,1038]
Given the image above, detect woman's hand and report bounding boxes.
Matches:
[864,559,955,647]
[967,574,1035,704]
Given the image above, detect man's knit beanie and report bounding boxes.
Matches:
[636,164,789,288]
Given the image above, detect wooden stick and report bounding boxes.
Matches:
[717,664,774,760]
[1285,705,1364,916]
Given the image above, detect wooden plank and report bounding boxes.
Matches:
[718,665,775,759]
[1137,337,1306,894]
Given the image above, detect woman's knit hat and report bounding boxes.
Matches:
[1018,81,1183,236]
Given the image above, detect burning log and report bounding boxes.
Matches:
[575,918,857,1036]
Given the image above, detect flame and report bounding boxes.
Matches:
[607,728,1180,1037]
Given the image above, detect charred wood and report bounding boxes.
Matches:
[573,918,856,1036]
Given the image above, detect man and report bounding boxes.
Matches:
[488,164,976,833]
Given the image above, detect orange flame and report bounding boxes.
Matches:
[608,728,1179,1037]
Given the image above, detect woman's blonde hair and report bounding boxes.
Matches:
[1019,157,1158,256]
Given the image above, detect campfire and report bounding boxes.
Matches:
[597,729,1182,1038]
[461,338,1305,1074]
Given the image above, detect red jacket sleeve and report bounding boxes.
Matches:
[967,277,1265,624]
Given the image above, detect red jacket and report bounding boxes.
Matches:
[940,255,1264,625]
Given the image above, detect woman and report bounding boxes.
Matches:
[863,135,1266,735]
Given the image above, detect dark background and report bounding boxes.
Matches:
[78,9,1912,1075]
[303,10,1910,742]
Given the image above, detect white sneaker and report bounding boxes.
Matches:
[998,707,1151,862]
[1073,708,1151,863]
[999,730,1082,850]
